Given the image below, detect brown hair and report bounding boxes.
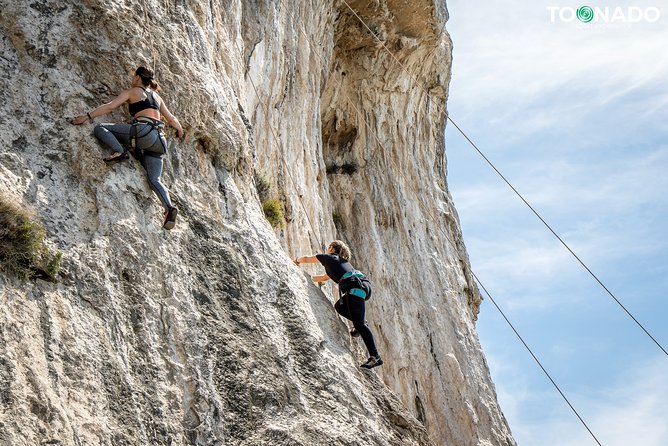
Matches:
[135,66,160,91]
[329,240,351,261]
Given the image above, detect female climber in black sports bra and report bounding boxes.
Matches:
[70,66,184,230]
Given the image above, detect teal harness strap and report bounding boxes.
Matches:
[347,288,367,299]
[341,271,368,299]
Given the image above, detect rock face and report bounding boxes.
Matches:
[0,1,515,445]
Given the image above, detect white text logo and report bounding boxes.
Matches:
[547,6,661,23]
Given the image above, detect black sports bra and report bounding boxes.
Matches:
[128,88,160,116]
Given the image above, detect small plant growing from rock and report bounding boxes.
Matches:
[325,161,359,175]
[254,169,285,229]
[340,162,359,175]
[262,198,285,229]
[0,192,62,281]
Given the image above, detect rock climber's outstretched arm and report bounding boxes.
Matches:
[294,255,319,265]
[70,89,132,125]
[294,254,330,282]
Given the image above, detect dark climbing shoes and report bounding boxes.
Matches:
[360,356,383,369]
[163,206,178,230]
[103,151,130,163]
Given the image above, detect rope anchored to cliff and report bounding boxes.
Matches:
[338,0,667,358]
[473,271,604,446]
[293,2,617,444]
[225,19,324,253]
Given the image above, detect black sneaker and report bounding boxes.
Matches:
[163,206,178,230]
[350,328,361,337]
[360,356,383,369]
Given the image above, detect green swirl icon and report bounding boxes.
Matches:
[577,6,594,22]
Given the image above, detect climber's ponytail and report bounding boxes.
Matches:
[135,66,161,91]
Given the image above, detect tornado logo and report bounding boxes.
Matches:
[577,6,594,22]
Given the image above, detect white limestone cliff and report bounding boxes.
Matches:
[0,0,515,445]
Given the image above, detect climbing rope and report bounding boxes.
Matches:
[473,271,604,446]
[446,119,668,358]
[226,20,323,252]
[294,1,606,443]
[438,221,604,442]
[339,0,667,357]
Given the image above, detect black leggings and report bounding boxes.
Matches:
[335,294,379,357]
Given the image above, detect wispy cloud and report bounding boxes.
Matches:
[448,1,668,134]
[453,146,668,215]
[518,148,668,211]
[495,357,668,446]
[451,147,668,279]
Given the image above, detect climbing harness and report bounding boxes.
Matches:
[340,270,372,300]
[130,116,167,155]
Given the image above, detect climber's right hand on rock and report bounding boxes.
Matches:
[70,115,89,125]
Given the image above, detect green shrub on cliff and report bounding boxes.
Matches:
[255,169,285,229]
[0,193,61,281]
[262,198,285,229]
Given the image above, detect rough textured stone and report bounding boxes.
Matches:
[0,1,514,445]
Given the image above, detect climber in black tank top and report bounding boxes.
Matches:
[70,66,184,230]
[128,88,160,116]
[295,240,383,369]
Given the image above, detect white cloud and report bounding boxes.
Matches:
[453,147,668,219]
[502,357,668,446]
[450,146,668,282]
[447,0,668,133]
[490,357,668,446]
[520,152,668,212]
[468,235,572,281]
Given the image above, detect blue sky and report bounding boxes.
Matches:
[444,1,668,444]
